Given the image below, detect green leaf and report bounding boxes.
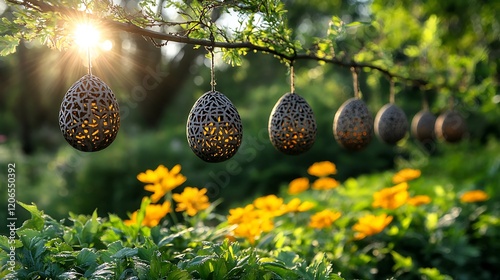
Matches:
[418,267,453,280]
[0,35,19,56]
[81,210,100,246]
[17,202,44,231]
[391,251,413,272]
[404,45,421,58]
[262,261,298,279]
[111,247,138,259]
[77,248,98,266]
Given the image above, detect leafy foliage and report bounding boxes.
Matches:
[2,141,499,279]
[0,202,341,279]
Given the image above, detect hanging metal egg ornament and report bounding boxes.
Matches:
[333,98,373,151]
[374,103,408,145]
[268,92,317,155]
[59,74,120,152]
[435,111,467,143]
[411,110,436,143]
[186,91,243,162]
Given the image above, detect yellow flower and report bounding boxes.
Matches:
[137,164,168,184]
[312,177,340,190]
[173,187,210,216]
[288,177,309,195]
[372,182,410,210]
[124,200,171,227]
[253,195,286,217]
[308,209,341,229]
[460,190,489,203]
[353,213,393,240]
[392,168,421,184]
[407,195,431,206]
[233,217,274,244]
[227,204,256,224]
[141,164,187,202]
[307,161,337,177]
[285,198,315,213]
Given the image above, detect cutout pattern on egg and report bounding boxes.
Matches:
[268,93,317,155]
[333,98,373,151]
[59,74,120,152]
[186,91,243,162]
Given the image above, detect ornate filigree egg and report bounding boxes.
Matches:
[59,74,120,152]
[186,91,243,162]
[268,93,317,155]
[374,103,408,145]
[411,110,436,143]
[435,111,467,143]
[333,98,373,151]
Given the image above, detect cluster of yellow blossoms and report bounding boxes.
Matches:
[124,162,490,245]
[354,168,490,240]
[227,161,343,243]
[372,168,430,210]
[227,195,315,243]
[288,161,340,194]
[350,168,427,240]
[125,164,210,227]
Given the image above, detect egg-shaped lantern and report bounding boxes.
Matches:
[186,91,243,162]
[374,103,408,145]
[333,98,373,151]
[268,92,317,155]
[59,74,120,152]
[435,111,467,143]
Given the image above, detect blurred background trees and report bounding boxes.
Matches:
[0,0,498,231]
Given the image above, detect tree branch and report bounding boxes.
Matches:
[9,0,429,87]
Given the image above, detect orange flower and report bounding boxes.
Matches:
[228,203,275,244]
[124,200,171,227]
[288,177,309,195]
[307,161,337,177]
[137,164,168,184]
[285,198,315,213]
[392,168,421,184]
[227,204,256,224]
[372,182,410,210]
[308,209,341,229]
[173,187,210,216]
[312,177,340,190]
[407,195,431,206]
[460,190,489,203]
[233,217,274,244]
[253,195,286,217]
[353,213,393,240]
[141,164,187,202]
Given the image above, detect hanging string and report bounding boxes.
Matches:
[422,92,429,110]
[87,43,92,76]
[208,31,216,92]
[389,78,395,104]
[84,7,92,76]
[210,49,215,92]
[351,67,360,99]
[290,61,295,93]
[448,94,455,111]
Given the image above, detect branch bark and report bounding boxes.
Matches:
[10,0,429,87]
